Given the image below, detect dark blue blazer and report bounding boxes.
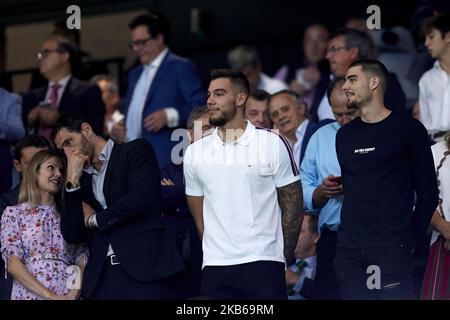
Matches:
[61,139,184,299]
[300,119,335,165]
[22,77,106,136]
[122,52,206,168]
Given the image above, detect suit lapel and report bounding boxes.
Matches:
[103,143,121,207]
[59,77,79,112]
[145,52,171,105]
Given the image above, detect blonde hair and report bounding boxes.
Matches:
[18,149,65,208]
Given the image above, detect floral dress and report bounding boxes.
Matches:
[0,202,88,300]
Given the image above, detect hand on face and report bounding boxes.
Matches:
[66,150,90,182]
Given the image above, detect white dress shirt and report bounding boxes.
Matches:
[44,74,71,107]
[125,48,180,142]
[257,73,288,94]
[419,60,450,135]
[292,119,309,169]
[288,255,317,300]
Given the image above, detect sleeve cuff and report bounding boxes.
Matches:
[66,186,81,192]
[165,108,180,128]
[274,175,300,188]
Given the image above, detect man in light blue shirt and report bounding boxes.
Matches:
[300,77,359,299]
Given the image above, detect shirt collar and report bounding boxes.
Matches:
[144,48,169,69]
[295,119,309,141]
[49,74,71,88]
[84,139,115,174]
[211,120,255,148]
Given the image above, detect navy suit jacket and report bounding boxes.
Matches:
[61,139,184,299]
[122,52,206,168]
[22,77,106,136]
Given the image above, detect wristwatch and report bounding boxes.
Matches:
[65,180,80,191]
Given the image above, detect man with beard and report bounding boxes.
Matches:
[183,69,304,299]
[53,113,184,299]
[334,60,438,299]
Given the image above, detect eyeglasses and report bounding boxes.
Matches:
[37,49,60,59]
[128,37,153,50]
[326,45,351,54]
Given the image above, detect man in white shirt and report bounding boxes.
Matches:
[184,69,304,299]
[228,45,287,94]
[419,13,450,142]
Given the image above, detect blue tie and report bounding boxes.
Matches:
[126,65,152,141]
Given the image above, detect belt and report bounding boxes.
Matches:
[27,252,70,265]
[106,254,120,266]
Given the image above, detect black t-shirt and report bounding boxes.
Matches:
[336,111,438,248]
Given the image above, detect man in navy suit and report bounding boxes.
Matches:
[268,90,332,167]
[53,113,184,299]
[111,13,205,168]
[23,36,105,140]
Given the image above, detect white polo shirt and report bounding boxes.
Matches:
[184,121,300,268]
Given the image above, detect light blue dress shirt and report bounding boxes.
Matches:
[300,122,342,232]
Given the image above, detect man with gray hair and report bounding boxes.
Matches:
[313,28,406,121]
[228,45,287,94]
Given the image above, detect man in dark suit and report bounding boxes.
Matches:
[111,13,205,168]
[268,90,332,167]
[23,36,105,141]
[0,134,50,300]
[53,113,184,300]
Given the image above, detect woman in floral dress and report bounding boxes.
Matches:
[1,149,87,300]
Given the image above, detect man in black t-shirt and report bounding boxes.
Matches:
[335,60,438,299]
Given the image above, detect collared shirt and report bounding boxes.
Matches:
[257,73,288,94]
[315,74,335,121]
[126,48,169,141]
[44,74,71,108]
[419,60,450,133]
[184,121,299,268]
[300,122,342,231]
[292,119,309,170]
[287,255,317,300]
[84,139,115,255]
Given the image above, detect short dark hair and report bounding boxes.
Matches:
[52,112,86,140]
[46,35,79,71]
[210,68,250,96]
[423,13,450,38]
[249,89,270,102]
[327,77,346,102]
[330,28,370,59]
[14,135,50,161]
[269,89,305,107]
[187,106,209,130]
[348,59,389,92]
[129,13,170,44]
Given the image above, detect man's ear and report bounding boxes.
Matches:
[369,76,380,91]
[13,159,21,173]
[236,92,248,108]
[81,122,93,138]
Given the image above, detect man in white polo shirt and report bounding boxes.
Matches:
[184,69,304,299]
